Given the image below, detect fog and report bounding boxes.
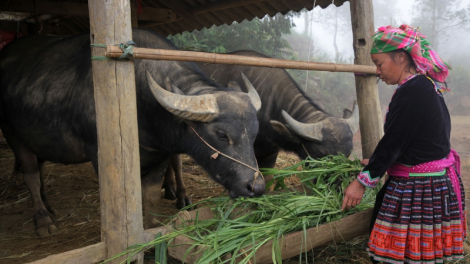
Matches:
[287,0,470,117]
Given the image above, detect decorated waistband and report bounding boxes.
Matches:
[357,149,465,236]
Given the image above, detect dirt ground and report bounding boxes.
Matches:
[0,116,469,264]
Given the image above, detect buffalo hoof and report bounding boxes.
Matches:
[164,187,177,200]
[176,196,192,209]
[36,223,58,237]
[34,209,58,237]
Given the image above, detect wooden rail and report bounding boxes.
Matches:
[27,226,172,264]
[105,46,378,74]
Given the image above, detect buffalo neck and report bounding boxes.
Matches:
[248,69,329,125]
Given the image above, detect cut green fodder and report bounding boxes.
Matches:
[104,154,380,264]
[263,153,365,192]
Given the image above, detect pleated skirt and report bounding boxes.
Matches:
[368,174,467,264]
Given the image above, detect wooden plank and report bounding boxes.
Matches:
[137,7,177,22]
[0,0,89,17]
[88,0,143,263]
[168,208,373,263]
[25,226,176,264]
[26,242,106,264]
[349,0,383,159]
[191,0,267,15]
[105,46,377,74]
[254,1,279,17]
[252,209,372,263]
[0,0,175,22]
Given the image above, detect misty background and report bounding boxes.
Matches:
[167,0,470,119]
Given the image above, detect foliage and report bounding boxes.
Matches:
[262,153,367,192]
[167,12,298,59]
[103,155,379,264]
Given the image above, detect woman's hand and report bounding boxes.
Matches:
[341,179,366,210]
[361,159,369,166]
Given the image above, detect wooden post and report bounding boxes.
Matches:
[88,0,143,263]
[350,0,383,159]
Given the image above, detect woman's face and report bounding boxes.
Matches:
[371,53,403,85]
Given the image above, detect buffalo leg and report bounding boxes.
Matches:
[162,155,191,209]
[10,158,22,185]
[162,161,177,200]
[38,159,58,217]
[0,126,57,237]
[141,160,168,229]
[21,151,57,237]
[171,155,191,209]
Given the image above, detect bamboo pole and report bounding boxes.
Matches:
[105,46,377,74]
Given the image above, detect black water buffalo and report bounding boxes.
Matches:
[162,50,359,207]
[0,30,265,237]
[197,50,359,168]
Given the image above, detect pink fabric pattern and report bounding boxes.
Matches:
[371,24,451,83]
[357,170,380,188]
[387,149,464,237]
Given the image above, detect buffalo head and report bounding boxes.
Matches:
[146,71,265,198]
[270,102,359,159]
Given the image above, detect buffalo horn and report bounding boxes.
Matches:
[281,110,323,142]
[146,71,219,122]
[241,73,262,111]
[345,101,359,134]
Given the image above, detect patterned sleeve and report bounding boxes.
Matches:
[357,79,434,188]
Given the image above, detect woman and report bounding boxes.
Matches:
[342,25,466,264]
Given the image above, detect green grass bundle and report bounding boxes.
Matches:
[104,154,381,264]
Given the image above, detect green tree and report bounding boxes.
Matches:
[167,12,297,59]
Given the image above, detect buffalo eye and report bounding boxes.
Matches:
[216,130,228,142]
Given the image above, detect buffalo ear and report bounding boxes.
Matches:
[343,108,352,119]
[164,77,185,95]
[270,120,301,144]
[227,81,244,92]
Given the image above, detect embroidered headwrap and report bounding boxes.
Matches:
[370,24,451,83]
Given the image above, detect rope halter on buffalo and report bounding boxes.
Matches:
[189,126,264,190]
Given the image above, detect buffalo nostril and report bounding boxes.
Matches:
[251,182,265,197]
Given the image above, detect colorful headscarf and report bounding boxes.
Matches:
[370,24,451,83]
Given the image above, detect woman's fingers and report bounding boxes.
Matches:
[342,179,366,210]
[341,197,349,210]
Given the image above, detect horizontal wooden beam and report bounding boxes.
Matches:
[168,208,372,263]
[0,0,89,18]
[105,46,377,74]
[138,7,176,22]
[190,0,267,15]
[27,242,106,264]
[26,226,173,264]
[0,0,176,22]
